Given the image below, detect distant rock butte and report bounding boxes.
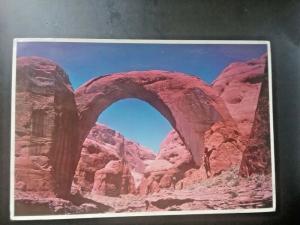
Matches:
[72,123,155,195]
[212,53,267,137]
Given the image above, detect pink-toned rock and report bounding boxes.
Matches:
[138,167,180,195]
[144,159,174,174]
[15,56,79,198]
[140,120,244,194]
[72,123,156,195]
[87,123,156,173]
[75,70,233,170]
[91,160,135,197]
[138,154,185,194]
[157,130,193,169]
[177,167,207,189]
[203,121,245,177]
[212,53,267,137]
[72,138,119,195]
[137,130,196,194]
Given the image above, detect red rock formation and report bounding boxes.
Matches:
[16,57,233,198]
[87,123,155,173]
[15,57,79,198]
[139,165,180,195]
[212,54,267,137]
[178,167,207,188]
[137,130,195,194]
[239,74,271,176]
[138,131,194,195]
[14,54,273,214]
[75,70,233,170]
[139,121,244,194]
[203,121,245,177]
[72,138,120,195]
[91,160,135,197]
[157,130,193,170]
[72,123,156,195]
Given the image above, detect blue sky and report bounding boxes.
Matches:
[17,41,267,152]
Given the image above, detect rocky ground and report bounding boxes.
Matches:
[89,168,272,212]
[15,167,272,215]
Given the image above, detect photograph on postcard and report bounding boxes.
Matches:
[10,39,275,220]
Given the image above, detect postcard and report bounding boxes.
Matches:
[10,39,275,220]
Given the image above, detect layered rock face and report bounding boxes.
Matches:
[72,123,155,196]
[15,57,79,198]
[212,54,267,137]
[211,53,271,176]
[239,75,271,176]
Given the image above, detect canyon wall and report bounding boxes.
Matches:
[15,57,79,198]
[212,54,267,137]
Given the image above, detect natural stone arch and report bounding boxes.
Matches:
[75,70,234,169]
[15,56,234,198]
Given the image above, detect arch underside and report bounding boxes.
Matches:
[75,71,233,167]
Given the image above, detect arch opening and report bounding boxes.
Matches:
[72,98,181,196]
[98,98,173,152]
[68,70,233,198]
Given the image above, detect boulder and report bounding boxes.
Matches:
[139,167,180,195]
[91,160,135,197]
[72,138,119,195]
[203,121,245,177]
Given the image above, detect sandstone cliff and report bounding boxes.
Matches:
[239,74,271,176]
[15,57,79,198]
[212,53,267,137]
